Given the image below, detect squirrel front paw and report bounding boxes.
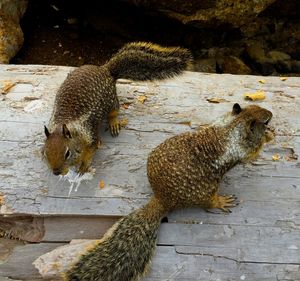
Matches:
[78,166,96,176]
[109,119,121,137]
[78,162,92,175]
[81,166,96,175]
[208,193,239,213]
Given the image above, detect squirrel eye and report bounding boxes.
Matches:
[65,149,71,160]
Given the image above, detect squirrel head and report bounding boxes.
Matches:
[228,103,273,162]
[43,124,81,176]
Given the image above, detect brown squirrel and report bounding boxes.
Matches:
[63,103,273,281]
[43,42,193,175]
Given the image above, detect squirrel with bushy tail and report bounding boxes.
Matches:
[43,42,193,176]
[63,103,273,280]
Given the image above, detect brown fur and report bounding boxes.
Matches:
[65,197,167,281]
[148,104,273,211]
[65,104,273,280]
[43,42,193,175]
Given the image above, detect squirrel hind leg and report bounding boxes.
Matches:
[108,109,121,137]
[206,192,239,213]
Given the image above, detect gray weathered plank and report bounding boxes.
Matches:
[1,241,299,280]
[42,216,117,242]
[0,240,62,280]
[158,224,300,264]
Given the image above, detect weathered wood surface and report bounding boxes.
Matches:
[0,65,299,280]
[2,242,300,281]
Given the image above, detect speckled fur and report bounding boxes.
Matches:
[148,105,273,210]
[50,66,116,143]
[65,104,273,281]
[43,42,193,175]
[65,197,167,281]
[107,42,193,80]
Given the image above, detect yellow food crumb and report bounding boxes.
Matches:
[99,180,105,189]
[272,154,281,161]
[1,81,17,94]
[244,91,266,101]
[137,95,147,104]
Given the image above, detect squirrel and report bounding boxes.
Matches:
[63,103,273,281]
[43,42,193,176]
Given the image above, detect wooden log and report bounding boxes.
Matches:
[0,65,299,218]
[0,65,299,280]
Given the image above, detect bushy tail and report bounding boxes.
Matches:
[65,197,168,281]
[106,42,193,81]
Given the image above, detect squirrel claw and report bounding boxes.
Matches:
[97,140,102,149]
[209,193,239,213]
[77,165,89,176]
[109,122,121,137]
[220,207,232,213]
[77,166,95,177]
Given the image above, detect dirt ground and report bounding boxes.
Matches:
[12,0,300,76]
[12,0,199,67]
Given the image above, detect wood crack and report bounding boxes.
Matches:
[174,249,300,266]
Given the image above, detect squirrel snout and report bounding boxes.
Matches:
[52,167,69,176]
[53,169,62,176]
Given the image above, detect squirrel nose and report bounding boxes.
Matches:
[53,169,61,176]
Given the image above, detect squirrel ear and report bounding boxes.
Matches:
[232,103,242,115]
[62,124,72,139]
[44,126,50,138]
